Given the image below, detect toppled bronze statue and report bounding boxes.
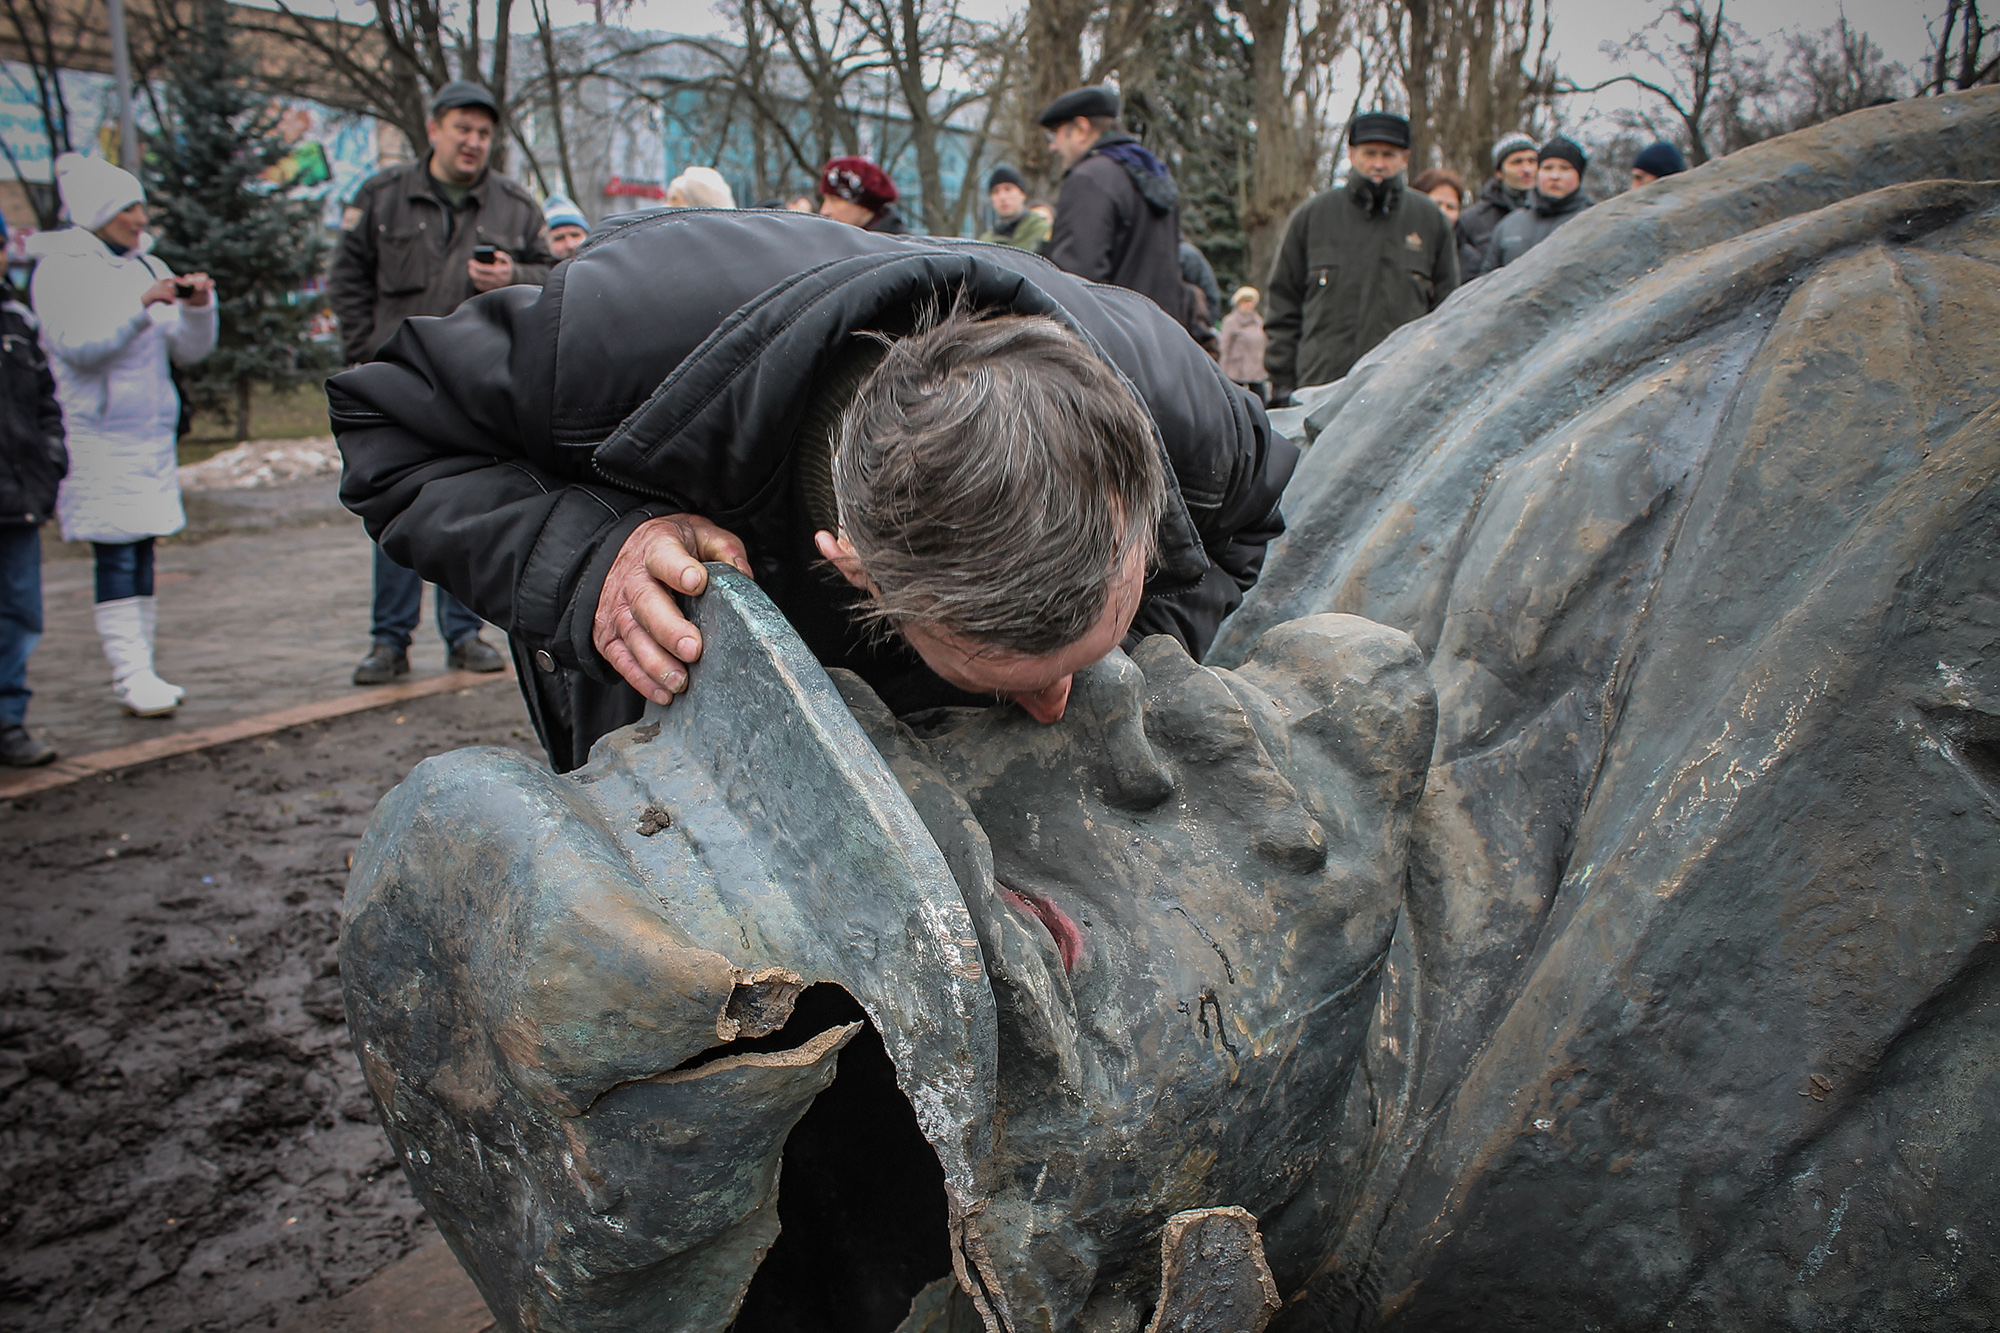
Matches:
[344,566,1431,1333]
[346,89,2000,1331]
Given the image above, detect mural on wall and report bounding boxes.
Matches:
[1,60,378,247]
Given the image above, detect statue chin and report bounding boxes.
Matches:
[341,567,1436,1333]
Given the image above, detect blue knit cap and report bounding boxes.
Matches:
[543,193,589,233]
[1632,140,1688,178]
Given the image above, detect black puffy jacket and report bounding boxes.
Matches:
[0,282,66,527]
[331,209,1295,770]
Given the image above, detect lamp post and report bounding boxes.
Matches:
[106,0,139,171]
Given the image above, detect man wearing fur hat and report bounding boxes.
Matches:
[1485,136,1595,271]
[818,157,909,234]
[1263,112,1459,402]
[1458,130,1539,280]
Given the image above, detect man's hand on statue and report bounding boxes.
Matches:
[469,250,515,292]
[594,515,753,705]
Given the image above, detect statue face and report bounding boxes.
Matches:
[341,573,1435,1333]
[843,621,1436,1329]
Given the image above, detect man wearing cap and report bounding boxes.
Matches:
[1263,112,1458,402]
[1629,140,1688,189]
[543,193,590,260]
[819,157,910,234]
[1458,130,1539,280]
[329,80,549,686]
[1485,136,1595,271]
[979,165,1049,252]
[1038,87,1191,326]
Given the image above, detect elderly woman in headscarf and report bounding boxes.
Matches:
[26,153,215,717]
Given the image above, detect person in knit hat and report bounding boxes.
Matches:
[1457,129,1540,280]
[818,156,908,234]
[665,166,736,210]
[542,192,590,260]
[1484,136,1595,271]
[978,164,1049,252]
[1630,139,1689,189]
[25,153,216,719]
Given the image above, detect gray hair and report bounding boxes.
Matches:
[832,310,1165,656]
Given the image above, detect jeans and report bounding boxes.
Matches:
[93,537,155,602]
[0,524,41,726]
[371,543,483,651]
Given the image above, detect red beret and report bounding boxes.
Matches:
[819,156,897,212]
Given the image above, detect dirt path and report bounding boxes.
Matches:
[0,684,535,1332]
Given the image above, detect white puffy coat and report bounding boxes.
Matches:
[26,227,216,543]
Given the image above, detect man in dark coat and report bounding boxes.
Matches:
[0,247,67,767]
[328,81,548,687]
[1485,137,1595,271]
[1263,112,1459,401]
[331,210,1295,772]
[328,82,556,366]
[1457,130,1538,281]
[1039,86,1193,327]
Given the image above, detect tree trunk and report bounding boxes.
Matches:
[1242,0,1304,290]
[487,0,514,173]
[1022,0,1088,192]
[1402,0,1434,171]
[235,378,253,443]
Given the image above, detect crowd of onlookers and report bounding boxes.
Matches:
[0,71,1690,769]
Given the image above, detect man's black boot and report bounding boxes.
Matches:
[353,643,410,686]
[448,634,506,673]
[0,724,57,767]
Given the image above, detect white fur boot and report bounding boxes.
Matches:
[94,597,180,717]
[135,596,185,702]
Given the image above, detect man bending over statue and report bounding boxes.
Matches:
[330,209,1295,770]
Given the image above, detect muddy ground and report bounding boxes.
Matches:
[0,684,537,1331]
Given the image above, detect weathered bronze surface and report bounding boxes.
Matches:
[347,90,2000,1333]
[1215,87,2000,1331]
[345,570,1434,1332]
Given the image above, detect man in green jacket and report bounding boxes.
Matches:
[1264,112,1458,402]
[978,164,1051,252]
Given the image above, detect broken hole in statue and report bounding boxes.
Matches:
[727,983,955,1333]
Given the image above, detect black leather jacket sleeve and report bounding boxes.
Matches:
[331,288,670,681]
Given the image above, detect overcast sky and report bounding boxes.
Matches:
[254,0,1943,125]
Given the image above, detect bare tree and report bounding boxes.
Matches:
[1924,0,1999,92]
[1559,0,1774,165]
[243,0,518,167]
[1406,0,1556,180]
[839,0,1004,232]
[1779,17,1907,128]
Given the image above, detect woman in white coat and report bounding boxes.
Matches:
[28,153,215,716]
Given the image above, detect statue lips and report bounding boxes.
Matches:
[343,568,1438,1333]
[997,884,1085,973]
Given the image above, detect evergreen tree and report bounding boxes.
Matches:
[145,0,332,441]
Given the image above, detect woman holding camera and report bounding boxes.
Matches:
[26,153,215,717]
